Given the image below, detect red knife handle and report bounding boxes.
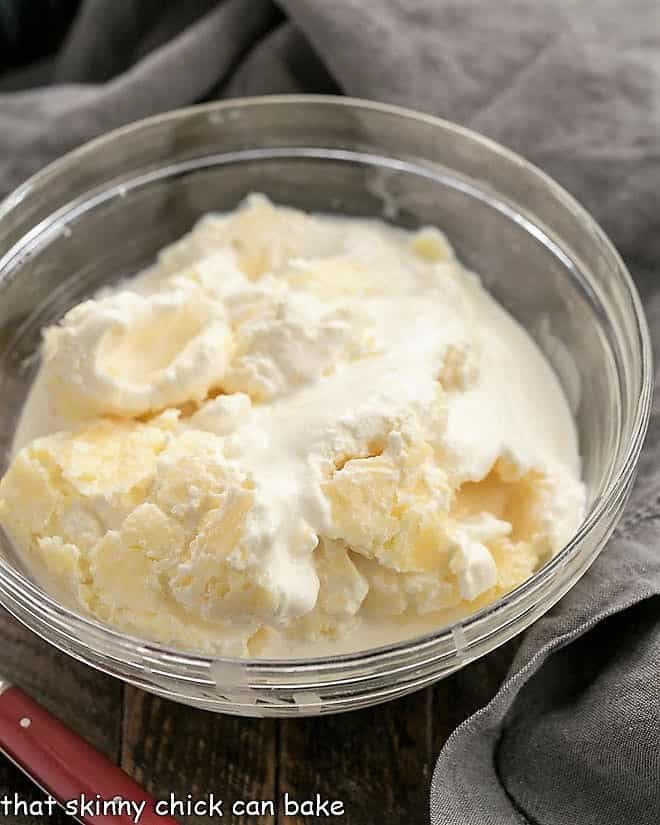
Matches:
[0,684,178,824]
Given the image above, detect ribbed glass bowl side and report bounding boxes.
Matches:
[0,97,652,716]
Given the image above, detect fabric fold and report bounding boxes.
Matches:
[431,521,660,824]
[0,2,659,822]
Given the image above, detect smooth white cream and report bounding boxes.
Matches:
[1,194,586,657]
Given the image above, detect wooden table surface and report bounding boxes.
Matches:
[0,610,519,825]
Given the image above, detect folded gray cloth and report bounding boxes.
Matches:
[1,2,659,822]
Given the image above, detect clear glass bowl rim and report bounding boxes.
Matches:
[0,94,653,678]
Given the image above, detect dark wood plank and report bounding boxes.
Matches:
[279,688,433,825]
[0,609,123,825]
[432,639,521,752]
[0,609,520,825]
[121,686,277,825]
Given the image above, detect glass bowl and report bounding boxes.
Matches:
[0,96,652,717]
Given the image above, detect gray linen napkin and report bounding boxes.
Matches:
[1,2,659,822]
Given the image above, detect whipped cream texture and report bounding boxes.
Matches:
[0,195,586,656]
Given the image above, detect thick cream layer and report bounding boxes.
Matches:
[1,194,585,657]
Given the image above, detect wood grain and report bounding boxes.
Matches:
[0,611,518,825]
[432,639,521,752]
[279,688,433,824]
[121,687,277,825]
[0,609,123,825]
